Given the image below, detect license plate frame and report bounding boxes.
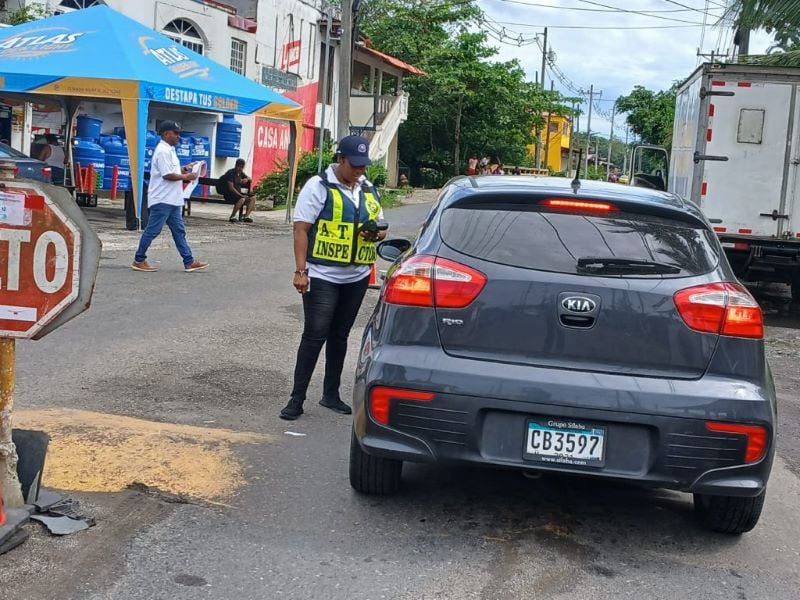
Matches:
[523,419,606,467]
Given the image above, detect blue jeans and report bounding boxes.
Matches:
[134,203,194,266]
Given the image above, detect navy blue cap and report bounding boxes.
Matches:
[158,120,181,135]
[336,135,371,167]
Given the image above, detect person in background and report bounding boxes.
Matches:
[131,120,208,273]
[280,135,387,421]
[467,155,478,176]
[493,163,505,175]
[218,158,255,223]
[38,134,66,184]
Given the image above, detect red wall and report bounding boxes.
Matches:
[253,82,318,183]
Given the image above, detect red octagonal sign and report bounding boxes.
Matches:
[0,188,80,339]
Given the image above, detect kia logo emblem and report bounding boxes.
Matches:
[562,296,597,313]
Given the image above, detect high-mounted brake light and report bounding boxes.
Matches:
[369,386,435,425]
[383,255,486,308]
[705,422,768,464]
[674,282,763,339]
[540,198,618,213]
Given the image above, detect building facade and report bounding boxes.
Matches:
[4,0,417,185]
[529,113,572,174]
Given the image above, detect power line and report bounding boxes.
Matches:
[484,20,704,30]
[658,0,728,16]
[490,0,724,14]
[576,0,706,24]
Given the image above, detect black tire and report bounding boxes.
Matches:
[693,491,766,534]
[349,430,402,495]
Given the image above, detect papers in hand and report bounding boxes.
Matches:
[182,161,208,199]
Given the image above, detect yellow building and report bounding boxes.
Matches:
[528,113,572,173]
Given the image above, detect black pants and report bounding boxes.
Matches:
[290,275,370,404]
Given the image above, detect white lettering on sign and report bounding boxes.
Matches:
[150,46,189,66]
[33,231,68,293]
[0,229,68,294]
[0,32,85,50]
[164,87,213,108]
[256,123,290,150]
[0,228,31,291]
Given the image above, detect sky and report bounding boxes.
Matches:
[474,0,774,140]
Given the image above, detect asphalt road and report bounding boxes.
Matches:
[3,200,800,600]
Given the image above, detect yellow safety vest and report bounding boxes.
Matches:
[308,178,382,266]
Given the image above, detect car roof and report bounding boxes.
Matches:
[442,175,706,225]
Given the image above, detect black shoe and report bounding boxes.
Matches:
[241,217,254,223]
[319,397,352,415]
[280,400,304,420]
[229,217,238,223]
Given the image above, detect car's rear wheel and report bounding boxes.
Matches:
[693,491,766,534]
[349,430,402,494]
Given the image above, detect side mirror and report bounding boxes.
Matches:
[377,238,411,262]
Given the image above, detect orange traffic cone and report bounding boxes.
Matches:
[368,264,380,289]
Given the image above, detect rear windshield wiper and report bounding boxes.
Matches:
[576,257,682,275]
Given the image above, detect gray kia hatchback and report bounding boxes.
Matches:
[350,176,776,535]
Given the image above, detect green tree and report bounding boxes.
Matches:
[615,86,677,150]
[3,4,50,25]
[727,1,800,65]
[359,0,565,182]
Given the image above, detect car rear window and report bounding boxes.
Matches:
[0,144,27,159]
[440,206,720,277]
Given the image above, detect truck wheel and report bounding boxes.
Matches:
[693,491,765,534]
[349,430,402,495]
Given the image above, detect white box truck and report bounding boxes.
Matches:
[663,62,800,300]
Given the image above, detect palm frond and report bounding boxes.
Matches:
[739,49,800,66]
[728,1,800,30]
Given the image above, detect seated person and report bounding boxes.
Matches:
[217,158,255,223]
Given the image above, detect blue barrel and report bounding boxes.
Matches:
[215,114,242,158]
[73,138,105,190]
[176,134,193,167]
[76,115,102,142]
[112,126,126,139]
[100,135,131,191]
[144,129,159,172]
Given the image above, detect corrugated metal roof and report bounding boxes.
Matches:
[358,45,427,77]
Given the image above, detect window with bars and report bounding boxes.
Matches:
[59,0,104,8]
[163,19,204,56]
[230,38,246,76]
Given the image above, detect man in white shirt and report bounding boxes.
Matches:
[280,135,387,420]
[132,120,208,273]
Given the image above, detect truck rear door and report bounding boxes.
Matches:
[700,80,793,237]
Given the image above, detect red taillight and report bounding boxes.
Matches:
[12,167,19,177]
[369,386,435,425]
[674,282,763,339]
[705,422,768,463]
[42,167,52,179]
[540,198,618,213]
[383,255,486,308]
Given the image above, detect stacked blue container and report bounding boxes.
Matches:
[100,135,131,191]
[215,114,242,158]
[73,138,105,190]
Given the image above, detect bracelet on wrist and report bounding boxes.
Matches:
[294,269,308,276]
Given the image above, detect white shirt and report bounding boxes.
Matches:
[148,140,184,207]
[294,164,385,284]
[45,144,65,169]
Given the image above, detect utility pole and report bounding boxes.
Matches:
[317,4,333,171]
[337,0,354,140]
[584,84,594,175]
[535,27,548,170]
[623,125,629,176]
[567,100,576,176]
[543,81,554,173]
[606,105,615,180]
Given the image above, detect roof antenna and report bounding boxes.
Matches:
[571,149,583,194]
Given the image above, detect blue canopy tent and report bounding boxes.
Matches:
[0,5,302,222]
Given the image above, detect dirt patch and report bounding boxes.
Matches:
[14,408,272,502]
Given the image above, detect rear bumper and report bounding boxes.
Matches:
[354,346,776,497]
